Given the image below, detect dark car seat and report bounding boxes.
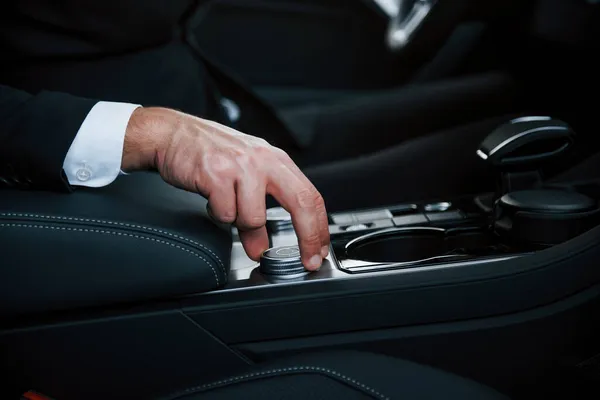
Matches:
[157,351,507,399]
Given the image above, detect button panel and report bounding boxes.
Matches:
[353,209,393,223]
[329,219,394,235]
[344,224,370,232]
[424,202,452,212]
[331,209,393,225]
[330,213,354,226]
[388,204,418,214]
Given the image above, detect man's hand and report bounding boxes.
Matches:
[121,107,330,270]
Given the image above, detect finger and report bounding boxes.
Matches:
[239,226,269,261]
[235,173,267,231]
[235,173,270,261]
[277,152,330,258]
[315,193,330,258]
[267,164,323,271]
[207,181,237,224]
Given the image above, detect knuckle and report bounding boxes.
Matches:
[294,188,317,209]
[254,138,271,147]
[206,153,238,176]
[242,148,269,170]
[272,146,290,159]
[313,191,325,208]
[220,211,237,223]
[238,213,266,229]
[252,144,276,160]
[247,214,266,228]
[319,210,329,228]
[233,152,252,168]
[210,206,236,223]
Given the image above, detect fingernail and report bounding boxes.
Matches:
[321,246,329,258]
[308,255,322,269]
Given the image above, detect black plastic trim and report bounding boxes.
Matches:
[183,225,600,343]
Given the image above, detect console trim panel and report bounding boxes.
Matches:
[207,250,526,294]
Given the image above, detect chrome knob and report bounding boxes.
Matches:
[259,245,308,278]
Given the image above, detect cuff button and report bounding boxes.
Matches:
[76,167,92,182]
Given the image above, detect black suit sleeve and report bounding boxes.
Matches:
[0,84,98,191]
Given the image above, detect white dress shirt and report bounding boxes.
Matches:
[63,101,141,187]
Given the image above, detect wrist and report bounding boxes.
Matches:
[122,107,174,172]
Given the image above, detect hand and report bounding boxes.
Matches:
[121,107,330,270]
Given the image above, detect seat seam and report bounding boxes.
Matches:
[0,212,225,275]
[165,366,389,400]
[0,223,221,286]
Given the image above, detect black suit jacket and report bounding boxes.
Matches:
[0,85,97,190]
[1,0,216,112]
[0,0,218,190]
[0,0,298,191]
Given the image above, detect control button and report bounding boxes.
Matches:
[388,204,418,214]
[371,219,394,229]
[426,210,464,223]
[76,167,92,182]
[330,213,356,226]
[331,209,393,225]
[392,214,428,227]
[343,223,370,232]
[331,219,394,235]
[260,245,308,278]
[424,202,452,212]
[353,209,393,224]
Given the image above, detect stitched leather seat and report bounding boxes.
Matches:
[159,351,509,400]
[0,172,232,317]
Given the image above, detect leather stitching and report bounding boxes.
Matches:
[0,223,220,286]
[166,366,389,400]
[0,212,225,275]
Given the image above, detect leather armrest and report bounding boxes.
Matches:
[0,172,231,317]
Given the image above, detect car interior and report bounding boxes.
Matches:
[2,0,600,399]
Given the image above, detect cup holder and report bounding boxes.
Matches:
[345,227,495,265]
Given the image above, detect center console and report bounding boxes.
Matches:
[227,116,600,287]
[3,117,600,400]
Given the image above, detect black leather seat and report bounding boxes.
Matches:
[158,351,508,400]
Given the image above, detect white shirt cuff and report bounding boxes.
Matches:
[63,101,141,187]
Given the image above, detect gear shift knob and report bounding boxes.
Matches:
[477,116,575,203]
[477,116,575,170]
